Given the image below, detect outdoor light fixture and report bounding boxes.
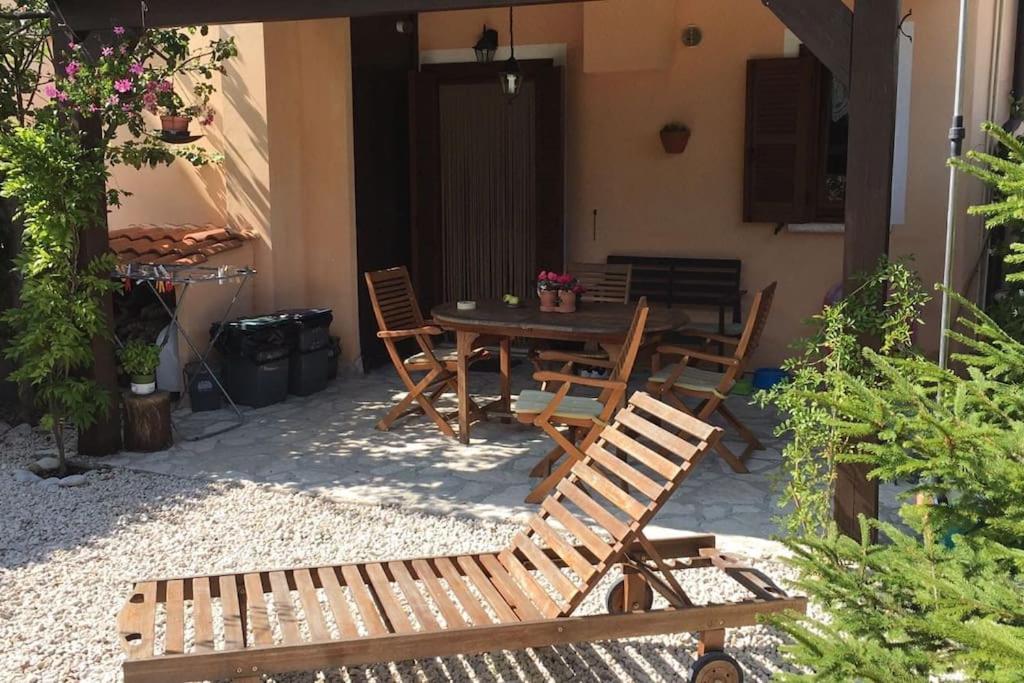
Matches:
[474,25,498,63]
[500,7,522,98]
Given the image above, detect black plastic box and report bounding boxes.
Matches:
[277,308,333,352]
[289,348,329,396]
[211,315,292,363]
[225,356,289,408]
[184,362,222,412]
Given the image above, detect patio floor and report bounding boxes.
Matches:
[100,363,904,548]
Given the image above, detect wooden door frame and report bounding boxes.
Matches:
[409,59,565,310]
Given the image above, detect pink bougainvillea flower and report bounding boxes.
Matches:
[101,46,114,57]
[113,25,125,35]
[67,42,77,50]
[64,61,80,77]
[158,80,173,93]
[55,90,69,102]
[200,112,215,126]
[108,94,120,106]
[89,104,99,112]
[538,271,549,280]
[129,62,144,76]
[120,45,128,54]
[142,92,157,112]
[114,79,133,93]
[44,84,58,99]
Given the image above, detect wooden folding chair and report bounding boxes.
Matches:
[116,392,804,683]
[365,266,489,438]
[646,282,777,473]
[516,298,649,503]
[570,261,632,304]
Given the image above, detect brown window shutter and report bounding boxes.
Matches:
[743,54,821,224]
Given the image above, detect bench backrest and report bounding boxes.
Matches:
[607,254,742,321]
[503,391,722,618]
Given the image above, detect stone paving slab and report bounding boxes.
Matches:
[98,365,905,545]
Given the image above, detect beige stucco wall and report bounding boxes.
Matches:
[109,19,362,369]
[108,0,1016,369]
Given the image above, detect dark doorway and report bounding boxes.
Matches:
[410,60,564,312]
[352,14,418,371]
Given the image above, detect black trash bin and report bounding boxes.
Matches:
[184,361,223,412]
[289,348,329,396]
[276,308,333,352]
[211,315,292,363]
[224,356,289,408]
[327,336,341,381]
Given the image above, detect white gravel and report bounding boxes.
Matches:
[0,425,802,682]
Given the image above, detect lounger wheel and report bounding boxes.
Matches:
[688,651,743,683]
[605,578,654,614]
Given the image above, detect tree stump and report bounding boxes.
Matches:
[123,391,172,452]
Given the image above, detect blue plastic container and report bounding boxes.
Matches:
[753,367,788,390]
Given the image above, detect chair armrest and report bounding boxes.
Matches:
[533,371,627,390]
[679,330,741,346]
[656,345,739,367]
[536,350,616,369]
[377,326,443,339]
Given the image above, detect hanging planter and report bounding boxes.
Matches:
[660,122,691,154]
[160,114,191,136]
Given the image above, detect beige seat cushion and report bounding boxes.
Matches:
[514,389,604,420]
[648,364,732,394]
[405,348,485,367]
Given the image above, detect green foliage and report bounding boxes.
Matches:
[757,259,928,536]
[0,11,236,459]
[951,122,1024,340]
[0,120,120,468]
[768,121,1024,681]
[117,339,161,378]
[770,300,1024,681]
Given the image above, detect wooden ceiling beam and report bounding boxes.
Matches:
[54,0,574,32]
[761,0,852,87]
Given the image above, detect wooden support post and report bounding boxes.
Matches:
[834,0,902,538]
[52,26,124,456]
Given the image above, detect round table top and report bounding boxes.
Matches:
[431,299,689,343]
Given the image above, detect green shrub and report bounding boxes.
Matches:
[117,339,161,378]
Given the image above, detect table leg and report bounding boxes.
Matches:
[500,337,511,419]
[456,330,477,444]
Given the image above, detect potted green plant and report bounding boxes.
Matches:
[118,339,162,395]
[660,122,691,154]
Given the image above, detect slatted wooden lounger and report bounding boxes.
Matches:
[116,392,805,683]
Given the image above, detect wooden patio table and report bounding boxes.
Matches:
[431,299,690,444]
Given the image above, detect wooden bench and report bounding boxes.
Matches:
[607,255,745,336]
[116,393,803,683]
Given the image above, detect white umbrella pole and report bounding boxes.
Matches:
[938,0,970,371]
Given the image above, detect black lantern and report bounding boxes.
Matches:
[474,25,498,63]
[499,7,522,97]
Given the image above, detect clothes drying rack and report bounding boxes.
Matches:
[115,263,256,441]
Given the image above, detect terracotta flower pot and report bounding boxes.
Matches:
[660,129,690,154]
[160,115,192,135]
[538,290,558,312]
[557,290,577,313]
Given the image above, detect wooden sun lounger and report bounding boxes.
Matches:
[116,393,805,683]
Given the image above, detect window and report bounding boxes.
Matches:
[743,47,844,225]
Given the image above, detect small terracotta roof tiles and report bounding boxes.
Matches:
[109,224,254,266]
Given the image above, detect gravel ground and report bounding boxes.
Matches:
[0,425,803,682]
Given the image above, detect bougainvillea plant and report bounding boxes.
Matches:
[0,6,236,466]
[536,271,586,295]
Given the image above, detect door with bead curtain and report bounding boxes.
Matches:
[410,61,564,310]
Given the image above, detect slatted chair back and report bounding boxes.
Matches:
[733,281,776,363]
[570,262,633,304]
[598,297,649,404]
[365,266,427,337]
[503,391,722,618]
